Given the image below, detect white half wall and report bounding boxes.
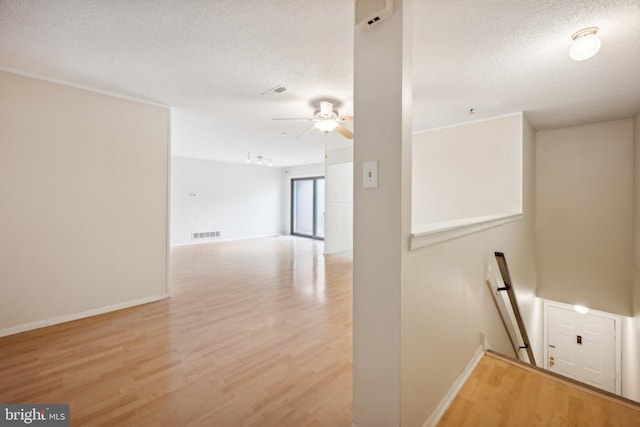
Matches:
[0,70,170,335]
[170,157,283,246]
[536,119,634,316]
[412,113,523,225]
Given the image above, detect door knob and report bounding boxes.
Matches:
[549,356,555,367]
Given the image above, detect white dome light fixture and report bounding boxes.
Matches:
[569,27,601,61]
[574,305,589,314]
[314,119,339,133]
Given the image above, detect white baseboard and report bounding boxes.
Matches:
[170,234,281,247]
[0,294,169,338]
[422,345,485,427]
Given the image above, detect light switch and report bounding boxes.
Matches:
[363,160,378,188]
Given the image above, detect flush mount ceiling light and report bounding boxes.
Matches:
[574,305,589,314]
[569,27,601,61]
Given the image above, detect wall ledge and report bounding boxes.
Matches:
[410,213,523,251]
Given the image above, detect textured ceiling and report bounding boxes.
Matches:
[1,0,638,167]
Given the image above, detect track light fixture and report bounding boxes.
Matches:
[246,152,273,166]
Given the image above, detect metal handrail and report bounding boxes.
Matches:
[490,251,536,366]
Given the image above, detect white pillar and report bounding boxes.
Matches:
[632,113,640,400]
[352,0,412,425]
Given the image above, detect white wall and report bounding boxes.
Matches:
[281,163,324,235]
[623,315,640,401]
[292,179,315,234]
[412,114,523,225]
[326,146,353,164]
[401,115,539,426]
[170,157,283,245]
[626,112,640,401]
[0,70,170,335]
[536,119,634,316]
[325,147,354,254]
[325,162,353,254]
[522,117,544,362]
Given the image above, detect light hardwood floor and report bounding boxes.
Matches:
[0,237,353,426]
[438,352,640,427]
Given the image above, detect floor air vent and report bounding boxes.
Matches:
[192,231,221,239]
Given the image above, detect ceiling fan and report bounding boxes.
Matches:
[272,101,353,140]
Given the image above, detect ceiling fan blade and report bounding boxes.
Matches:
[338,116,353,122]
[297,125,316,140]
[335,124,353,140]
[272,117,313,121]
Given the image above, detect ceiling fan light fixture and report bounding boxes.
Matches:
[314,120,339,133]
[569,27,601,61]
[319,101,334,117]
[273,99,352,139]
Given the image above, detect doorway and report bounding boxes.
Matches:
[543,300,621,394]
[291,177,324,240]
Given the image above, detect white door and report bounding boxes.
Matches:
[547,305,616,393]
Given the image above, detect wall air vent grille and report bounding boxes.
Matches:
[355,0,393,30]
[192,231,221,239]
[262,86,287,97]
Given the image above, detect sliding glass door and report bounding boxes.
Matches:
[291,177,324,240]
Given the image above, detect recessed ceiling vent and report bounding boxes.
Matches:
[262,85,287,97]
[355,0,393,30]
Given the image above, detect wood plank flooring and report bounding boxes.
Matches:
[0,237,353,426]
[438,352,640,427]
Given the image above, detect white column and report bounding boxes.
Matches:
[632,113,640,400]
[352,0,412,425]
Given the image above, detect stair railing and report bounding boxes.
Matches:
[486,251,536,366]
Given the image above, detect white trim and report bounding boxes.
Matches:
[170,234,284,248]
[422,345,485,427]
[410,213,523,250]
[413,111,523,135]
[0,66,168,108]
[0,294,169,338]
[542,299,622,395]
[166,109,172,297]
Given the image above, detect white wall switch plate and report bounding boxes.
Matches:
[363,160,378,188]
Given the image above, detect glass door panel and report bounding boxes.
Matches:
[291,177,324,240]
[292,179,314,237]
